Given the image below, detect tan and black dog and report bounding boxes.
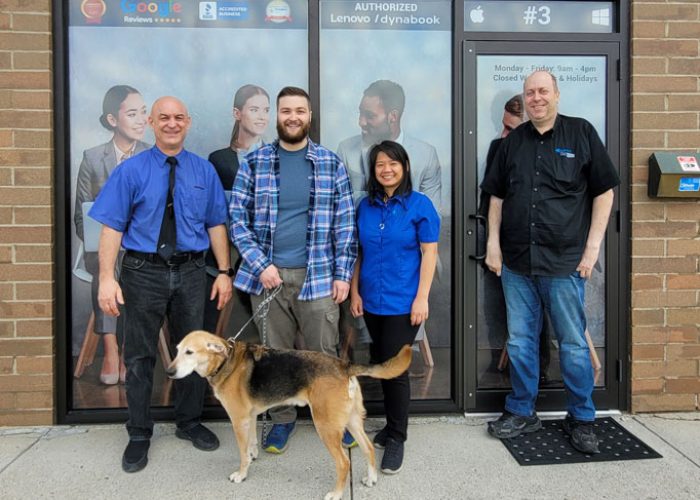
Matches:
[167,330,411,500]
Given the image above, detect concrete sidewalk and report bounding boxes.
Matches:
[1,413,698,499]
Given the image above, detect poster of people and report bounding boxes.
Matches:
[475,55,609,388]
[319,0,452,399]
[68,0,308,408]
[68,0,452,408]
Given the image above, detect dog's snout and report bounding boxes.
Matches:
[166,365,178,379]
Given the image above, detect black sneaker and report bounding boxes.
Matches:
[373,426,389,449]
[380,437,404,474]
[175,424,220,451]
[487,410,542,439]
[562,416,600,454]
[122,439,150,473]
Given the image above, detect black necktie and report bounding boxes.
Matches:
[157,156,178,260]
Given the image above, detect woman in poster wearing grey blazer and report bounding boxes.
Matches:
[74,85,149,385]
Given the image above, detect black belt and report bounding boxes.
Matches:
[126,250,204,266]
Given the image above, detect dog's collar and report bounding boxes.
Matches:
[208,340,235,380]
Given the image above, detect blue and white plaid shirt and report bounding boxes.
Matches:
[230,140,357,300]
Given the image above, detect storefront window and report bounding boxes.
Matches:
[320,0,453,400]
[67,0,308,409]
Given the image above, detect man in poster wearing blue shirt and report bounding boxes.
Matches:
[90,96,233,473]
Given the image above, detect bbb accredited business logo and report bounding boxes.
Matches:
[199,1,249,21]
[199,2,217,20]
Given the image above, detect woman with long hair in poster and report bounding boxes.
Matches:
[205,84,270,332]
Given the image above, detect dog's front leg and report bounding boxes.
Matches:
[229,417,253,483]
[247,413,259,461]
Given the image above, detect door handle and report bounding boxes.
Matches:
[468,214,486,261]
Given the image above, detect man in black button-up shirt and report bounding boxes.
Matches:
[481,71,619,454]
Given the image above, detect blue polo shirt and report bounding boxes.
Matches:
[357,191,440,315]
[89,146,227,253]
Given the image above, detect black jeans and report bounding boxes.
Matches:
[364,312,419,443]
[119,252,207,440]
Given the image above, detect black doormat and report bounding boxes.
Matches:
[501,417,662,465]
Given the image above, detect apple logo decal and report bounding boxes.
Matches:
[470,5,485,24]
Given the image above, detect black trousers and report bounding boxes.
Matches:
[119,252,207,440]
[364,311,419,443]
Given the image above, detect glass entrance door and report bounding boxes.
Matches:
[463,42,623,412]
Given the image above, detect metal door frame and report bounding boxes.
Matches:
[462,41,627,413]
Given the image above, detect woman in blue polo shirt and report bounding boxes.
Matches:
[349,140,439,474]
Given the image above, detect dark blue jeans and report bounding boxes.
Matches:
[501,264,595,422]
[119,252,207,440]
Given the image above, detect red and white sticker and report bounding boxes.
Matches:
[677,156,699,172]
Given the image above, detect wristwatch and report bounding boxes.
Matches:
[218,268,235,277]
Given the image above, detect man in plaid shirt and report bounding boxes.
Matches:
[230,87,357,453]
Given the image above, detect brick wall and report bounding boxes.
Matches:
[0,0,54,426]
[630,0,700,412]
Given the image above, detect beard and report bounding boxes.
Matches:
[277,119,311,144]
[361,122,392,146]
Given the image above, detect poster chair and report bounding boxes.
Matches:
[72,206,173,378]
[415,322,434,368]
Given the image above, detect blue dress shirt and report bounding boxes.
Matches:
[357,191,440,315]
[89,146,228,253]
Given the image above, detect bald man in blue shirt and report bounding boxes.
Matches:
[90,96,232,473]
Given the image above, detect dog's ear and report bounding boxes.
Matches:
[206,342,227,354]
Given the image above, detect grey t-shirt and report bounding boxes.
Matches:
[272,145,312,268]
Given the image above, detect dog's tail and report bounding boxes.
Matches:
[349,345,412,380]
